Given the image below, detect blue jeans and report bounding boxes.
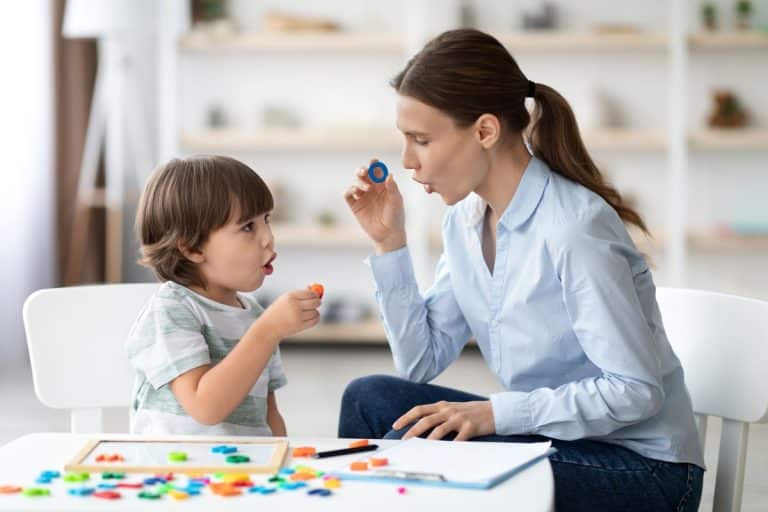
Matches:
[338,375,703,512]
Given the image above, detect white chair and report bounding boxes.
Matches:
[23,283,158,433]
[656,287,768,512]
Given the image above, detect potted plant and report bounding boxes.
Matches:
[701,3,718,31]
[736,0,753,30]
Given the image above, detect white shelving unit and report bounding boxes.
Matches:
[158,1,768,343]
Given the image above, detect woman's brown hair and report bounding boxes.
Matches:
[136,154,273,289]
[391,28,647,234]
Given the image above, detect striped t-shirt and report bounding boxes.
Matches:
[125,281,287,436]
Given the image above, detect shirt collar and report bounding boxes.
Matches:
[464,156,551,230]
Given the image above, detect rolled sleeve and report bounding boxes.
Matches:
[491,391,533,435]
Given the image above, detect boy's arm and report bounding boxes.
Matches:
[267,391,287,436]
[170,317,280,425]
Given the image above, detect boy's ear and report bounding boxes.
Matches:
[177,240,205,264]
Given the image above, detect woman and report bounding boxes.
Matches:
[339,29,704,511]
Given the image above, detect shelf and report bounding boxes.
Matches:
[182,128,668,152]
[181,128,401,152]
[285,320,387,343]
[689,129,768,150]
[689,31,768,49]
[583,129,667,151]
[179,29,768,53]
[497,31,667,51]
[179,31,404,53]
[272,224,370,248]
[689,232,768,251]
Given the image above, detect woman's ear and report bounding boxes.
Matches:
[474,113,501,150]
[177,240,205,264]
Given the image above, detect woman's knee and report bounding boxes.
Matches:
[341,374,407,405]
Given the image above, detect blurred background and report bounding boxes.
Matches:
[1,1,766,508]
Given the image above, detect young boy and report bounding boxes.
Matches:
[126,155,322,435]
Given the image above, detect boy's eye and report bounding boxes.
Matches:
[415,139,429,146]
[242,221,254,232]
[264,213,271,224]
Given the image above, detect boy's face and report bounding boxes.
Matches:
[193,209,276,295]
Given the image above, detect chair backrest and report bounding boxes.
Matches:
[656,287,768,512]
[23,283,158,433]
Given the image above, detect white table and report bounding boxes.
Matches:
[0,433,554,511]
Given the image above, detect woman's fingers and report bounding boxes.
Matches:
[392,401,444,430]
[403,411,447,439]
[425,419,458,441]
[454,423,474,442]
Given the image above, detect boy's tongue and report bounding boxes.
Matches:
[263,263,274,275]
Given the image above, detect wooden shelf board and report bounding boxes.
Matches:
[689,31,768,49]
[181,129,401,152]
[497,31,668,50]
[689,232,768,251]
[179,31,404,52]
[272,224,370,248]
[285,320,386,343]
[584,129,667,151]
[690,129,768,150]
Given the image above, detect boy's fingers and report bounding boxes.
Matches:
[301,310,320,322]
[300,298,322,310]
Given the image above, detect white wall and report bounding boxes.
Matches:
[134,0,768,302]
[0,1,55,370]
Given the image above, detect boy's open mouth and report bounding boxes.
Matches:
[263,253,277,276]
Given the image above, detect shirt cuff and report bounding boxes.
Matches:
[490,391,533,436]
[364,246,415,291]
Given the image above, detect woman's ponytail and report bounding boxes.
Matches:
[527,83,648,234]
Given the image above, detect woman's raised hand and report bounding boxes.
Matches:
[344,159,407,254]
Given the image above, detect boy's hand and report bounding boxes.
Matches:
[261,289,321,339]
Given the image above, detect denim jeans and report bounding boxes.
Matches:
[338,375,704,512]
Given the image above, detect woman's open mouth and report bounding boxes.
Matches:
[413,178,434,194]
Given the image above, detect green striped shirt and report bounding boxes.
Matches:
[126,281,286,435]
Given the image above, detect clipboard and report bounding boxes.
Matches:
[332,437,556,490]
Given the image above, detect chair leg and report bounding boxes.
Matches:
[71,408,104,433]
[695,413,708,452]
[713,419,749,512]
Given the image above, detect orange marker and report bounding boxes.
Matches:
[348,439,369,448]
[309,283,324,298]
[350,461,369,471]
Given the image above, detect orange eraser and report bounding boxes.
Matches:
[348,439,369,448]
[292,446,317,457]
[370,457,389,467]
[350,461,369,471]
[309,283,324,298]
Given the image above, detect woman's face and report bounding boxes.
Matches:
[396,95,489,205]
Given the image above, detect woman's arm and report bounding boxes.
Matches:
[370,245,473,383]
[490,218,665,438]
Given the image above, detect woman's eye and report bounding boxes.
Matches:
[242,221,254,232]
[415,139,429,146]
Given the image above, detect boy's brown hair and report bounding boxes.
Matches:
[136,155,273,289]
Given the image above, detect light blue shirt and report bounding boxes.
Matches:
[366,156,705,468]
